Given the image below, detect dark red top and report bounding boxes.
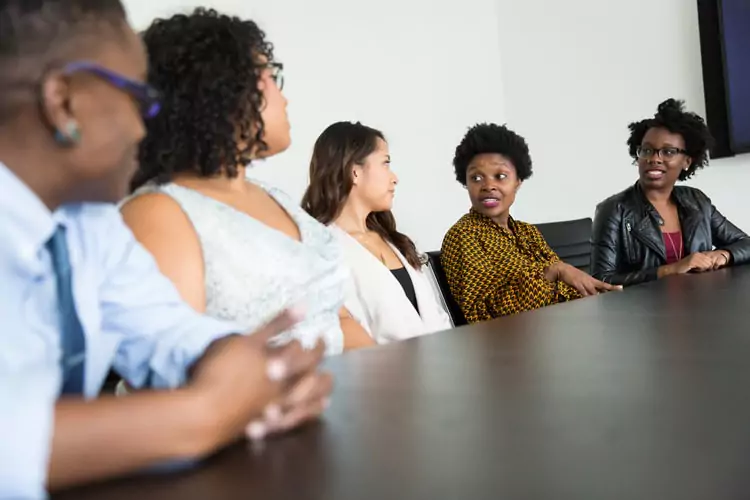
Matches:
[662,231,684,264]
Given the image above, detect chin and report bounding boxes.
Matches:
[473,205,504,219]
[258,135,292,159]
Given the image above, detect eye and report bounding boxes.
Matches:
[662,148,678,158]
[470,175,482,183]
[495,173,507,181]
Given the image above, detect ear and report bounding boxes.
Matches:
[684,157,693,171]
[515,180,523,192]
[40,72,79,143]
[352,163,362,186]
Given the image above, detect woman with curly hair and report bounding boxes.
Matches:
[591,99,750,286]
[441,123,618,323]
[121,8,374,354]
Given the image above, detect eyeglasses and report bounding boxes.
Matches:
[265,62,284,90]
[62,61,161,119]
[636,146,688,160]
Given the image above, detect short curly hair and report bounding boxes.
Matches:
[453,123,533,185]
[627,98,714,181]
[132,8,275,191]
[0,0,126,122]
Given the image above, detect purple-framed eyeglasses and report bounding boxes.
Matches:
[63,61,161,119]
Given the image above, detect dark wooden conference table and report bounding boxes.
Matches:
[57,266,750,500]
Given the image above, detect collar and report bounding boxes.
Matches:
[0,162,59,268]
[633,181,699,212]
[468,208,516,232]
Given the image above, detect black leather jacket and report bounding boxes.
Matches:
[591,182,750,286]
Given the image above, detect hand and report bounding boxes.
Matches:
[704,250,731,270]
[246,339,333,441]
[662,252,715,276]
[554,262,623,297]
[189,309,328,449]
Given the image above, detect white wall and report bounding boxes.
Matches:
[123,0,750,250]
[123,0,506,251]
[494,0,750,231]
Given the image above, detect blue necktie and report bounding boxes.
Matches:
[47,225,87,395]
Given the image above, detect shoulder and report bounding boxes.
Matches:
[673,185,711,206]
[514,219,549,244]
[512,219,537,233]
[595,184,637,218]
[120,191,193,232]
[441,214,475,251]
[119,192,201,257]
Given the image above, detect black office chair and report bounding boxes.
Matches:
[535,217,593,273]
[426,251,467,327]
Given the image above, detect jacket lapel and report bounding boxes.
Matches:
[632,214,667,262]
[674,191,703,253]
[631,185,667,262]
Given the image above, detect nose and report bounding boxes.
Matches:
[645,151,663,164]
[392,171,399,185]
[480,179,497,192]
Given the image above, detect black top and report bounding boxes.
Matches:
[57,267,750,500]
[591,181,750,286]
[390,266,419,314]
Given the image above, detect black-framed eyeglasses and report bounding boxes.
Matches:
[62,61,161,119]
[265,62,284,90]
[636,146,688,160]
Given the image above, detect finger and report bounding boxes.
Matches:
[582,282,598,296]
[245,307,305,346]
[282,372,334,412]
[271,397,330,435]
[596,281,622,292]
[268,337,326,382]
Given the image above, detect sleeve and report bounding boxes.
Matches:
[591,200,657,286]
[440,227,558,323]
[707,200,750,265]
[0,333,59,499]
[97,212,241,390]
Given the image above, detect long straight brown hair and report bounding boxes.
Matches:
[301,121,421,269]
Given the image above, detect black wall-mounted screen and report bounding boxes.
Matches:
[719,0,750,153]
[697,0,750,158]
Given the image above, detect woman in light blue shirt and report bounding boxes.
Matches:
[0,1,330,497]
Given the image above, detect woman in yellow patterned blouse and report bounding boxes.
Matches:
[441,123,620,323]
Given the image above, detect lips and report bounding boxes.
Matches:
[480,196,500,208]
[644,169,665,180]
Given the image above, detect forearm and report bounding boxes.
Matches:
[341,316,375,350]
[48,389,222,492]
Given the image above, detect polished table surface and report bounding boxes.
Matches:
[57,267,750,500]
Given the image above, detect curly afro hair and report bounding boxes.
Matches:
[132,8,275,191]
[627,98,714,181]
[453,123,533,185]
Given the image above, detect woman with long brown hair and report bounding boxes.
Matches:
[302,121,452,343]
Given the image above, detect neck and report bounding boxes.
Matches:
[491,211,510,229]
[0,130,72,211]
[642,183,674,206]
[334,197,371,234]
[174,164,250,192]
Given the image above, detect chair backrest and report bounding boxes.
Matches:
[534,217,593,273]
[426,251,468,326]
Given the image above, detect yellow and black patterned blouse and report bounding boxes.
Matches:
[441,210,581,323]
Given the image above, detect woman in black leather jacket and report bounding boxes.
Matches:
[591,99,750,286]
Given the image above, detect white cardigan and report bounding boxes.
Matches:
[331,226,452,344]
